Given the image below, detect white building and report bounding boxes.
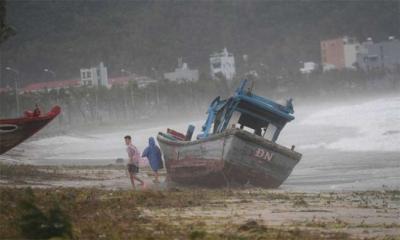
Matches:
[343,37,360,69]
[300,61,318,74]
[163,58,199,83]
[210,48,236,81]
[80,62,109,87]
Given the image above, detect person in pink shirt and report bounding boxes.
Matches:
[124,135,144,188]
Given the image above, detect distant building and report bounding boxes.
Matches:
[80,62,109,87]
[137,79,158,89]
[163,58,199,83]
[210,48,236,81]
[356,37,400,72]
[300,62,318,74]
[321,36,360,71]
[22,79,81,93]
[108,74,157,89]
[0,86,12,93]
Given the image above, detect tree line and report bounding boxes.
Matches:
[1,69,398,131]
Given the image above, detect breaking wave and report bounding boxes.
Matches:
[301,97,400,152]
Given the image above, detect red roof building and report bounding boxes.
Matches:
[23,79,81,93]
[19,74,156,94]
[108,76,133,86]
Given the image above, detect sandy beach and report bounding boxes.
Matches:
[1,164,399,239]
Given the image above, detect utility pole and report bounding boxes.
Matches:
[152,67,160,105]
[121,68,135,115]
[398,1,400,36]
[5,67,20,116]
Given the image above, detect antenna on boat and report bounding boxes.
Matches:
[245,79,255,94]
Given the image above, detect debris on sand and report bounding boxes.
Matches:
[1,164,399,239]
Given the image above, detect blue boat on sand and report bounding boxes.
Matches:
[157,80,302,188]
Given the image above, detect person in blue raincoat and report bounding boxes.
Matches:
[142,137,163,183]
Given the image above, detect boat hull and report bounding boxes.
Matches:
[0,106,61,155]
[157,129,302,188]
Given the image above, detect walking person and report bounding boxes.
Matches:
[124,135,144,189]
[142,137,163,183]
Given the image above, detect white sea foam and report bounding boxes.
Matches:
[24,121,203,163]
[301,97,400,152]
[29,135,87,146]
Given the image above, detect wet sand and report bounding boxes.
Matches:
[1,164,399,239]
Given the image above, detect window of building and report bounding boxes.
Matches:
[212,62,221,69]
[364,56,378,63]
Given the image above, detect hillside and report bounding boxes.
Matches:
[1,0,399,86]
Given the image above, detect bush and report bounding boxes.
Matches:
[16,188,73,239]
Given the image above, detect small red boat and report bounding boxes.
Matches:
[0,106,61,155]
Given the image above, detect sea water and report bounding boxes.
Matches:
[2,96,399,191]
[280,96,400,191]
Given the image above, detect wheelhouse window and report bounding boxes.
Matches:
[226,111,278,140]
[262,124,277,140]
[227,111,241,129]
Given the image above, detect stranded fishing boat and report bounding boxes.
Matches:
[157,80,301,188]
[0,106,61,155]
